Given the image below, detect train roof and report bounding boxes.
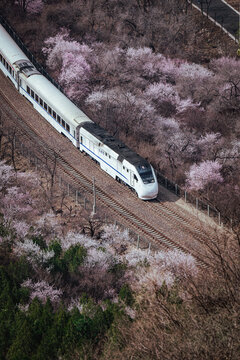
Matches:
[82,122,149,166]
[0,24,29,64]
[26,74,93,127]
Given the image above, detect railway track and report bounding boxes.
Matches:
[0,87,213,268]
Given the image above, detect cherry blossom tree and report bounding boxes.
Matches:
[86,87,155,138]
[13,239,54,266]
[42,30,95,100]
[101,224,130,244]
[185,160,223,191]
[125,47,178,82]
[0,161,15,191]
[61,231,98,251]
[2,186,35,222]
[145,82,180,116]
[22,279,62,304]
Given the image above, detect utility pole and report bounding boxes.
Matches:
[93,176,96,214]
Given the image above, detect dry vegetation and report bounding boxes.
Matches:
[0,1,240,359]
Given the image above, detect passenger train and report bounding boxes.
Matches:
[0,24,158,200]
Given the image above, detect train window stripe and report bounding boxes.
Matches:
[0,61,74,138]
[80,142,128,181]
[0,60,16,81]
[20,86,75,139]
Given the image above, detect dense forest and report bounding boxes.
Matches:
[0,0,240,359]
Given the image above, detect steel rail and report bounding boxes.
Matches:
[0,89,211,268]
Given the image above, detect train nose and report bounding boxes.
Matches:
[139,183,158,200]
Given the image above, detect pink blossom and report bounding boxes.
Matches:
[177,62,212,79]
[2,186,35,221]
[137,266,174,290]
[123,248,153,267]
[0,161,15,191]
[145,82,180,105]
[210,57,240,78]
[177,98,200,113]
[153,250,197,277]
[85,247,116,270]
[186,160,223,191]
[62,232,98,250]
[12,220,30,238]
[22,279,62,303]
[101,224,130,244]
[14,239,54,265]
[43,30,94,100]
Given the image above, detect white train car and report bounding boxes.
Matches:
[0,23,158,200]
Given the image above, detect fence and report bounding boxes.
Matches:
[156,171,223,226]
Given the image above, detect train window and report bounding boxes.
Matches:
[66,124,70,132]
[31,90,34,98]
[74,130,76,138]
[35,94,39,102]
[105,152,107,156]
[109,155,111,159]
[57,115,61,123]
[48,107,52,115]
[127,169,129,173]
[40,98,43,106]
[3,59,5,66]
[134,174,138,182]
[62,119,65,128]
[27,86,30,95]
[123,166,125,170]
[80,136,83,143]
[0,54,2,62]
[9,68,12,75]
[53,111,56,119]
[44,102,47,110]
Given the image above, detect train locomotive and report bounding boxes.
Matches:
[0,24,158,200]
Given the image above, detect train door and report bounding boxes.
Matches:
[130,171,134,187]
[89,140,94,154]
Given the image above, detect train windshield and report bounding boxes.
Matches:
[137,164,155,184]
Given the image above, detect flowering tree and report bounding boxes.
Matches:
[101,224,130,244]
[43,30,94,100]
[185,160,223,191]
[13,239,54,266]
[86,87,155,138]
[0,161,15,191]
[22,279,62,304]
[15,0,43,14]
[2,186,35,222]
